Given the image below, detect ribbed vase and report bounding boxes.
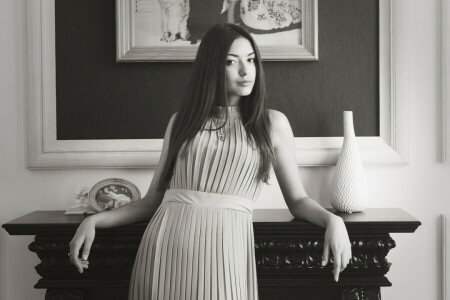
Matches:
[330,111,368,213]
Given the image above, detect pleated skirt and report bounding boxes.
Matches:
[128,189,259,300]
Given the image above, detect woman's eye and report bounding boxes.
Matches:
[248,58,256,63]
[226,60,235,65]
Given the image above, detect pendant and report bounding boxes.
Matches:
[218,130,225,141]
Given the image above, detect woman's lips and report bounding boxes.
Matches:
[237,81,253,86]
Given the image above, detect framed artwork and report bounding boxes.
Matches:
[89,178,141,212]
[26,0,408,169]
[116,0,318,61]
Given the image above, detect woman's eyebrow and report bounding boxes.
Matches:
[227,52,256,57]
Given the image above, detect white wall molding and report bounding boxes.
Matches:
[443,0,450,163]
[443,214,449,300]
[27,0,408,169]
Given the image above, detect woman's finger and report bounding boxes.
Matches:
[346,247,352,263]
[322,240,330,266]
[340,251,347,272]
[333,250,341,282]
[69,239,83,273]
[82,236,94,261]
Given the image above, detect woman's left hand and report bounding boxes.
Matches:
[322,216,352,282]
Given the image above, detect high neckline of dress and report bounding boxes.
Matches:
[212,106,241,119]
[213,106,240,112]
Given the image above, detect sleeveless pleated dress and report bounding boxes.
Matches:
[129,106,262,300]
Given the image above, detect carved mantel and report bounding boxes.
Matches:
[3,208,420,300]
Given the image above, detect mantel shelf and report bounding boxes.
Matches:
[2,208,420,300]
[3,208,420,236]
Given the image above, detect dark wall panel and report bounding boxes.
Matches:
[55,0,379,140]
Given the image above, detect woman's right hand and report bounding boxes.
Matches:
[69,217,96,273]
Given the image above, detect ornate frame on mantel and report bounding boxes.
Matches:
[26,0,408,169]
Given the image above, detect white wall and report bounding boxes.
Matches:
[0,0,447,299]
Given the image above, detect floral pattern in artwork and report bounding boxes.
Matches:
[242,0,301,30]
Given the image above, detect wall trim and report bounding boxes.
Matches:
[443,0,450,163]
[443,214,449,300]
[26,0,409,168]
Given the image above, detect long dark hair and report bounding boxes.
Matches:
[158,23,274,191]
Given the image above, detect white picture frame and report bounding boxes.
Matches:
[443,0,450,164]
[26,0,408,169]
[116,0,318,61]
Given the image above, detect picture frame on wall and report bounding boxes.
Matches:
[116,0,318,61]
[26,0,408,169]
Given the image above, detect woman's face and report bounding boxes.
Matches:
[225,37,257,105]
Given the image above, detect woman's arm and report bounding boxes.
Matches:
[69,113,177,272]
[268,110,352,282]
[88,112,177,228]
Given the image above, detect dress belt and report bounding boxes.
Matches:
[162,189,254,214]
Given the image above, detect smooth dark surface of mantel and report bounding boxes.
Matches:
[3,208,421,236]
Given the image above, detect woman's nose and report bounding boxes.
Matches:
[240,62,249,76]
[239,67,248,77]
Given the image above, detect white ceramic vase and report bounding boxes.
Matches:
[330,111,368,213]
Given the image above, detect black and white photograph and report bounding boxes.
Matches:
[3,0,448,299]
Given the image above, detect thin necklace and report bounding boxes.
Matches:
[212,115,238,141]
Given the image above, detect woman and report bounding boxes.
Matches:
[69,23,351,300]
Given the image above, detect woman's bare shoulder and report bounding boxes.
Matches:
[162,112,178,140]
[170,112,178,122]
[168,112,178,127]
[266,109,291,132]
[266,109,293,149]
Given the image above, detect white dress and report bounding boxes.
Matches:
[129,106,261,300]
